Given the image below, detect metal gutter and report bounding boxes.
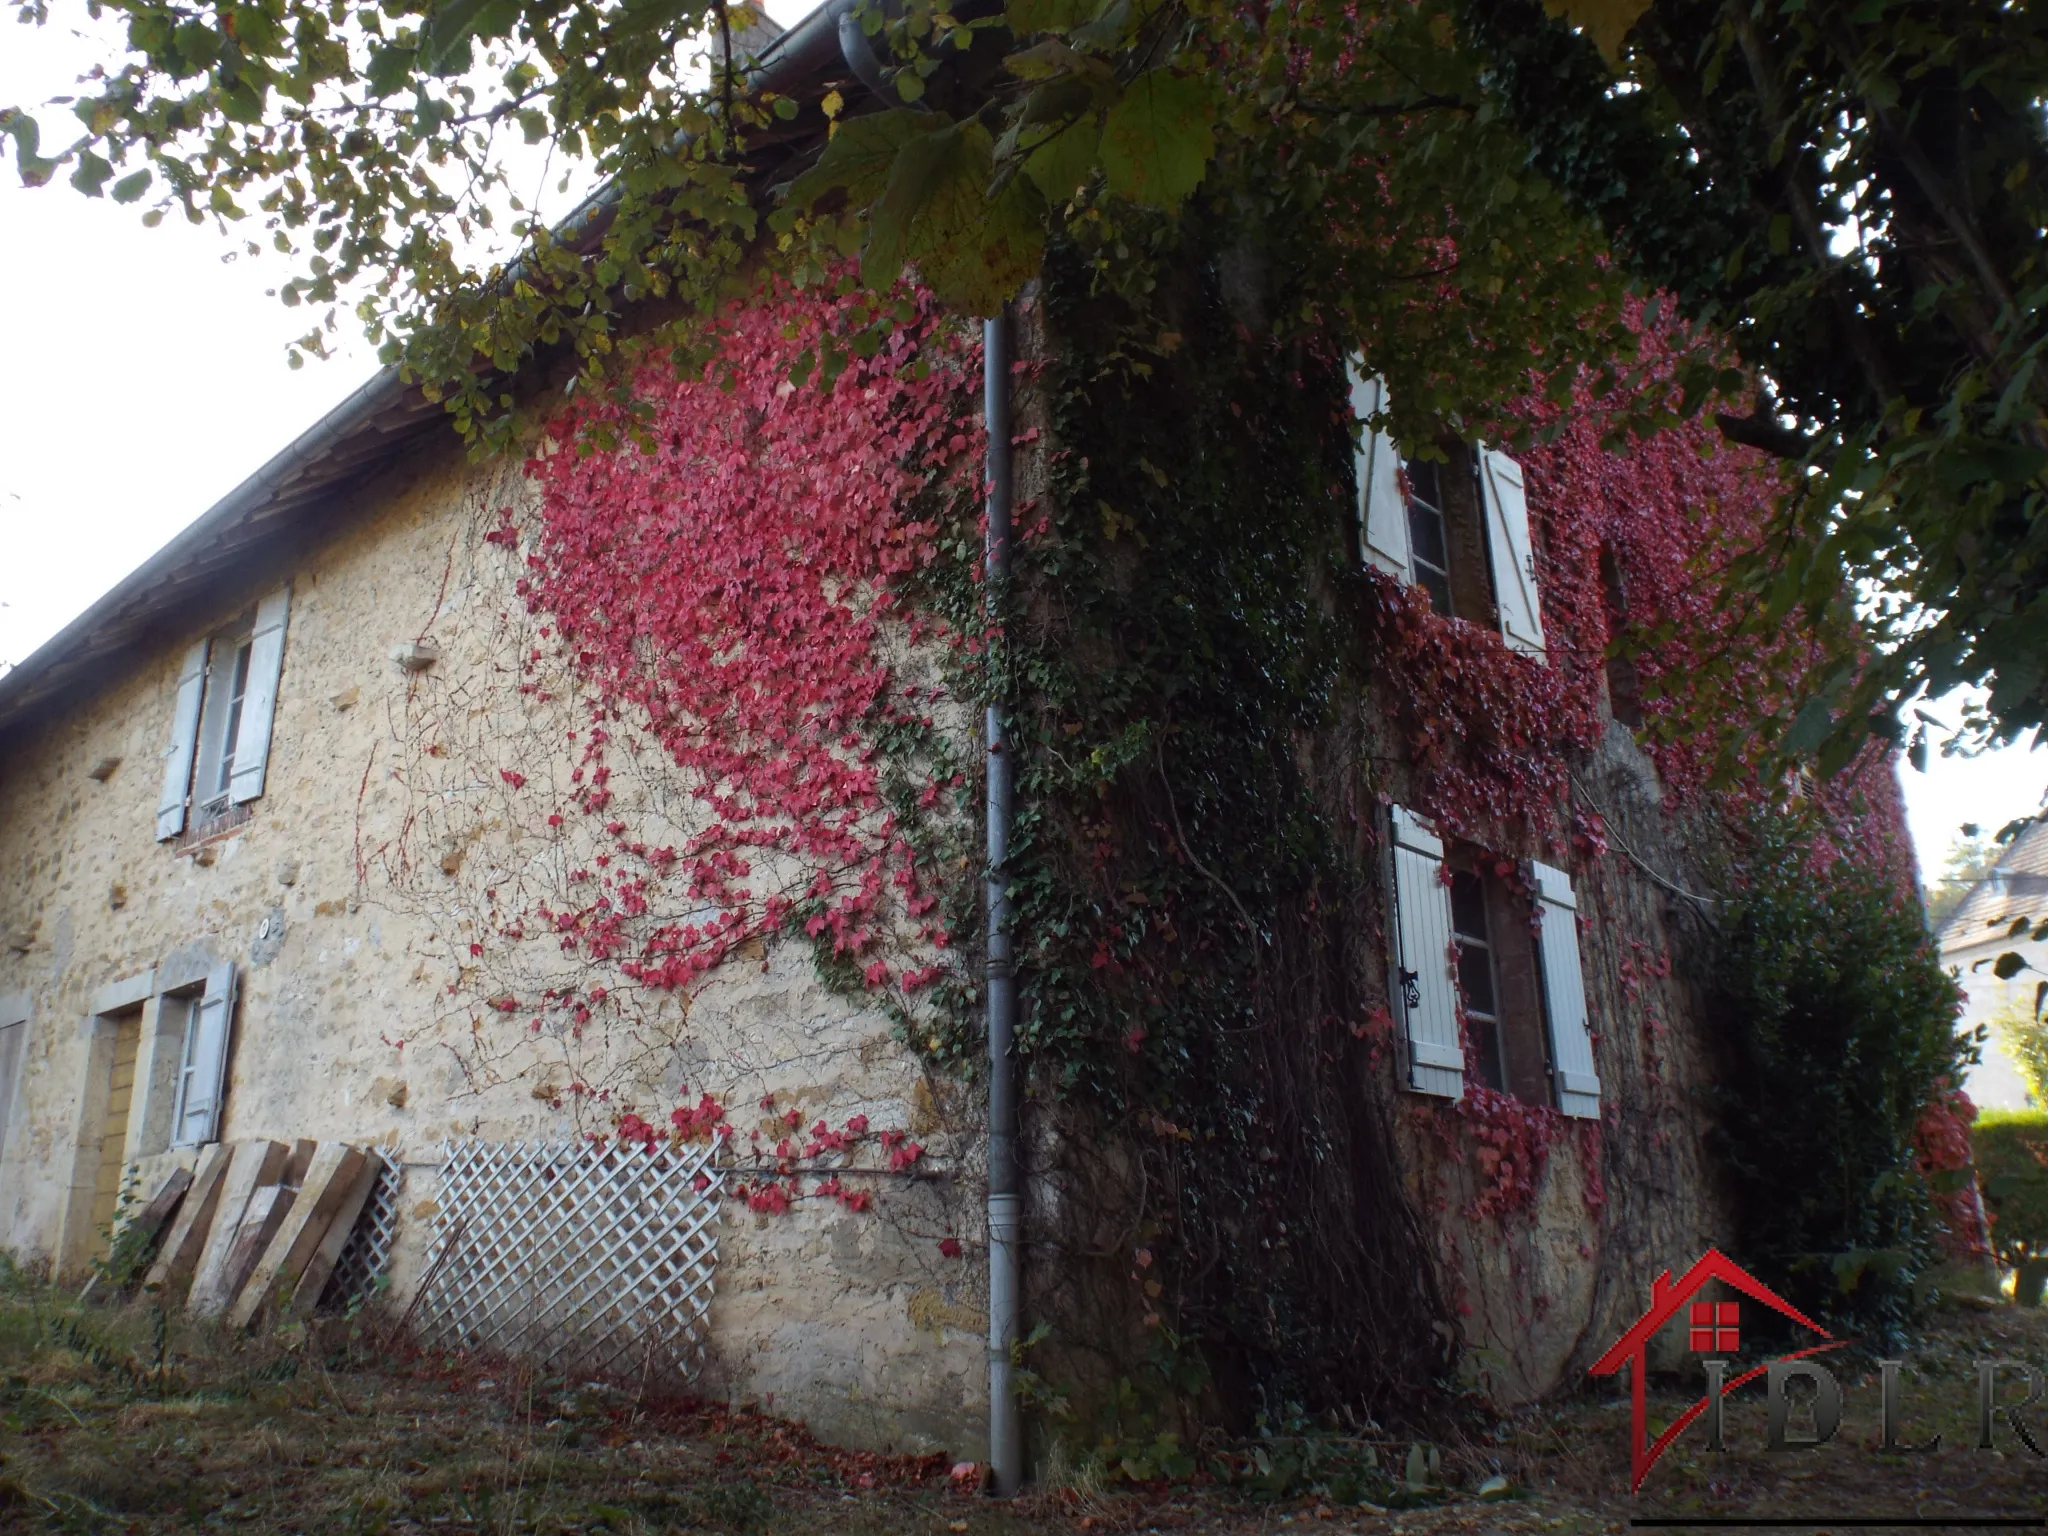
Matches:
[982,307,1024,1496]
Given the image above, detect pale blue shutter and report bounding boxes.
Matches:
[173,962,237,1148]
[229,585,290,805]
[1528,859,1601,1118]
[156,639,209,840]
[1389,806,1463,1099]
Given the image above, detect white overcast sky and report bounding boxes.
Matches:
[1,4,2042,881]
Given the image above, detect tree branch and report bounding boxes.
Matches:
[1715,409,1814,460]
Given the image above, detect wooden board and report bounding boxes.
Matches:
[143,1143,231,1297]
[186,1140,288,1318]
[226,1143,367,1331]
[215,1182,294,1313]
[123,1164,195,1246]
[284,1154,382,1322]
[79,1163,193,1303]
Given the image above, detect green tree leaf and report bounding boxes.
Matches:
[911,150,1045,316]
[419,0,520,74]
[858,117,1043,314]
[1098,69,1215,211]
[69,151,114,197]
[1022,117,1098,206]
[1539,0,1649,66]
[789,108,932,213]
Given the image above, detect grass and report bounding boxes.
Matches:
[5,1268,2048,1534]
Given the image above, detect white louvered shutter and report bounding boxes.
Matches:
[229,585,291,805]
[1347,360,1411,579]
[1388,806,1464,1099]
[1478,448,1546,657]
[1528,860,1601,1119]
[173,961,237,1148]
[156,639,210,840]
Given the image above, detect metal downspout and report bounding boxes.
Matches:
[983,309,1024,1497]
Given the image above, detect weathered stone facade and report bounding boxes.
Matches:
[0,435,987,1456]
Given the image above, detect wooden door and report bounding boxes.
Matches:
[88,1014,142,1255]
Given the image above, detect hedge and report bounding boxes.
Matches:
[1974,1108,2048,1266]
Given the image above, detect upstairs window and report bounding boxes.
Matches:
[1404,458,1455,617]
[156,585,291,841]
[1347,360,1547,658]
[192,618,254,823]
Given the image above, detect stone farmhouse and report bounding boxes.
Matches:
[0,0,1926,1481]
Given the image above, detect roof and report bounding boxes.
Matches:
[0,0,866,747]
[0,370,443,743]
[1939,814,2048,955]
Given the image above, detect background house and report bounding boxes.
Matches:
[1940,813,2048,1111]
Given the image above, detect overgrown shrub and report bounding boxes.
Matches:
[1974,1109,2048,1266]
[1708,815,1968,1339]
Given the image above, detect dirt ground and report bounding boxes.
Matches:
[5,1276,2048,1534]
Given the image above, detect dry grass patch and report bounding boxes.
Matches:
[4,1269,2048,1534]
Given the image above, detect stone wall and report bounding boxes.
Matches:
[0,436,988,1457]
[1416,718,1734,1403]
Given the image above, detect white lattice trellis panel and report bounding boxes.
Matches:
[321,1150,401,1313]
[410,1140,721,1383]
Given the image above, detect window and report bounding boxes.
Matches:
[192,618,254,822]
[1448,863,1552,1103]
[169,962,238,1149]
[0,993,26,1191]
[1347,360,1547,657]
[1404,458,1455,616]
[156,585,290,841]
[1449,870,1507,1090]
[1384,805,1603,1117]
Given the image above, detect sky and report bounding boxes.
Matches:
[1,5,2043,885]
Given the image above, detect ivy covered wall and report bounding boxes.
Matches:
[426,240,1948,1430]
[989,229,1946,1429]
